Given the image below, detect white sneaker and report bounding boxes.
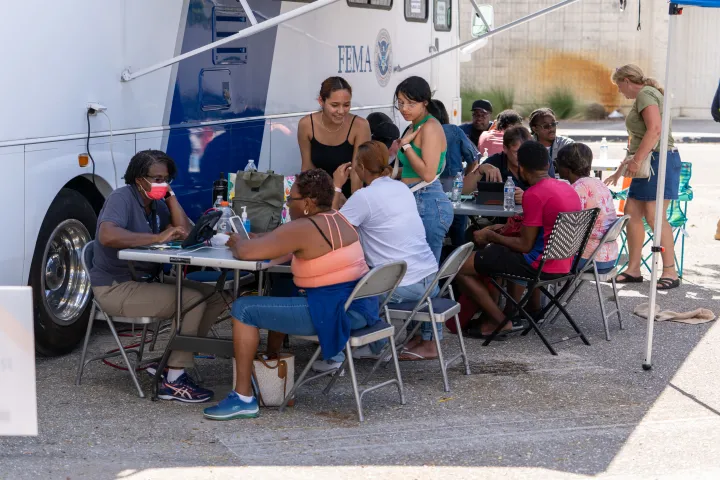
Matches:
[352,345,392,362]
[311,359,345,376]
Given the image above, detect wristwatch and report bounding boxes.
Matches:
[334,187,343,193]
[164,190,175,200]
[401,143,411,152]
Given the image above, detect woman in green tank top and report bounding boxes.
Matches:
[391,76,453,361]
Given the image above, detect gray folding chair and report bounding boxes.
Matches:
[367,242,475,393]
[547,215,630,340]
[279,261,407,422]
[75,241,162,398]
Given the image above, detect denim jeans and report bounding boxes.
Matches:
[412,180,453,264]
[384,274,441,341]
[231,295,369,362]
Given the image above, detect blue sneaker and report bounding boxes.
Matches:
[203,392,259,420]
[157,373,214,403]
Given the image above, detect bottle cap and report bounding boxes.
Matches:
[221,201,229,207]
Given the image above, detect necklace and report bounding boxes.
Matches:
[320,112,345,133]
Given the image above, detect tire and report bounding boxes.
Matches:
[30,188,97,356]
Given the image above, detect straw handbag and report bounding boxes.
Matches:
[233,353,295,407]
[621,152,653,179]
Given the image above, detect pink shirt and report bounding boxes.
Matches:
[478,129,504,156]
[572,177,619,263]
[522,178,582,274]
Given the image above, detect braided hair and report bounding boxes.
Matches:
[124,150,177,185]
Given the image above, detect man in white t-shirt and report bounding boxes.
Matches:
[332,141,442,361]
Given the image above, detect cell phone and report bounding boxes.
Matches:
[229,215,250,240]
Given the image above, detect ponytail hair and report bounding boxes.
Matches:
[357,141,393,177]
[612,64,664,95]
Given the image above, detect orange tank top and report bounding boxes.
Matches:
[291,211,369,289]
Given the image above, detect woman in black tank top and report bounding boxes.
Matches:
[298,76,371,198]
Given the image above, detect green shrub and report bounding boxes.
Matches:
[584,102,608,120]
[544,89,577,119]
[460,87,515,122]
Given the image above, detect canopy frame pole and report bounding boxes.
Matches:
[120,0,340,82]
[237,0,259,25]
[643,2,683,371]
[395,0,580,73]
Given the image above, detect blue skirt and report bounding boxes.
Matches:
[628,150,681,202]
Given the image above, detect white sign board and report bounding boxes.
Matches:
[0,287,38,436]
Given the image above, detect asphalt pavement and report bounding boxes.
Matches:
[1,144,719,480]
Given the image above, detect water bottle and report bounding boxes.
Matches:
[600,137,608,162]
[216,201,234,234]
[244,159,257,172]
[213,195,223,209]
[503,177,515,212]
[451,171,464,207]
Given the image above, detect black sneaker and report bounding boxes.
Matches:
[157,373,214,403]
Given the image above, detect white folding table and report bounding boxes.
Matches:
[118,246,286,399]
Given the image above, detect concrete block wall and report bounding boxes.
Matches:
[458,0,719,117]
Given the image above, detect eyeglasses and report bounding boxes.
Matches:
[145,176,172,184]
[539,122,559,130]
[394,100,419,111]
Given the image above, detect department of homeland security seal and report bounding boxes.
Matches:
[374,29,393,87]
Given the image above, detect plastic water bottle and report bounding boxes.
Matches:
[244,159,257,172]
[216,201,234,234]
[503,177,515,212]
[451,171,464,207]
[481,148,489,163]
[213,195,223,209]
[600,137,608,162]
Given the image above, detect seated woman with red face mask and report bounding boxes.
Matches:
[90,150,230,404]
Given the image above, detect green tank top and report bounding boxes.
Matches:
[397,115,447,179]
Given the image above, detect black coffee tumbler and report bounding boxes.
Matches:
[212,172,228,203]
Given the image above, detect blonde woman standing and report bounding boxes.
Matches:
[605,64,681,290]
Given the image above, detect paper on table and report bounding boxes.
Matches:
[0,287,38,436]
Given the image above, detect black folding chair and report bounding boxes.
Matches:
[483,208,600,355]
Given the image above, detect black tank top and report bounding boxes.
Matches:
[310,114,356,198]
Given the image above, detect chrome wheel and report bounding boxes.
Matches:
[40,219,92,326]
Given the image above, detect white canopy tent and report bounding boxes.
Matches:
[643,0,719,370]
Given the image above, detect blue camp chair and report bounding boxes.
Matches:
[614,162,692,277]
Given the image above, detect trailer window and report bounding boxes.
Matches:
[433,0,451,31]
[405,0,428,22]
[200,69,232,111]
[347,0,393,10]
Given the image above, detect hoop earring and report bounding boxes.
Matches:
[304,209,309,216]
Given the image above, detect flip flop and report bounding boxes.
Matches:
[398,350,438,362]
[616,272,644,284]
[657,277,680,290]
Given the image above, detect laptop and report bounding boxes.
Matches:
[475,181,504,205]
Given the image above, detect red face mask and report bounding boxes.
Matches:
[142,179,169,201]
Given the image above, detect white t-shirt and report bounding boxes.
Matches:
[340,176,438,286]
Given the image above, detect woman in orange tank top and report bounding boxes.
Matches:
[203,169,379,421]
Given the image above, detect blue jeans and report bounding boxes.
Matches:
[412,180,453,264]
[384,274,441,341]
[231,296,368,362]
[578,258,616,274]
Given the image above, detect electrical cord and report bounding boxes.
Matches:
[86,110,97,186]
[100,110,119,187]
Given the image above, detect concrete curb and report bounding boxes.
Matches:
[560,130,720,143]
